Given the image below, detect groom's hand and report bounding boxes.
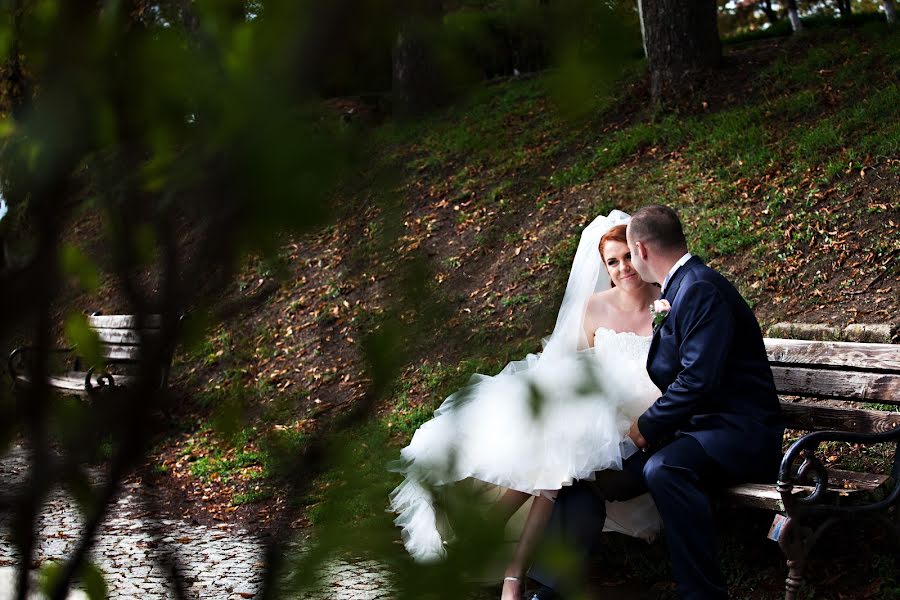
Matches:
[628,422,648,449]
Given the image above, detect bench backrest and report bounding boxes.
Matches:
[88,314,165,364]
[765,338,900,435]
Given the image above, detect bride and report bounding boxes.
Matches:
[389,210,663,598]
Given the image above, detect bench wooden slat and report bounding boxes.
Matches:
[826,468,891,489]
[14,372,84,393]
[765,338,900,372]
[14,371,139,394]
[724,483,787,511]
[781,401,900,433]
[725,469,890,512]
[100,345,142,361]
[92,328,159,345]
[771,366,900,405]
[87,314,162,329]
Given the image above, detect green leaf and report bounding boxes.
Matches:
[0,118,16,138]
[79,561,108,600]
[59,244,100,292]
[64,313,103,369]
[38,561,63,596]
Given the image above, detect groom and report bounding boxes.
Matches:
[528,205,784,600]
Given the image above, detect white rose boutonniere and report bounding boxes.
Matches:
[650,299,671,329]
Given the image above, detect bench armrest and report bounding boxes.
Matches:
[84,366,117,392]
[778,426,900,518]
[8,346,77,379]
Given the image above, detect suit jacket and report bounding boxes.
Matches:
[638,256,784,481]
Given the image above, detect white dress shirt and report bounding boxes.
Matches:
[661,252,692,296]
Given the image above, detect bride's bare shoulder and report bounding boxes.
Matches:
[586,289,616,312]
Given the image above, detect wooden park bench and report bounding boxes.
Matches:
[723,337,900,600]
[8,313,179,397]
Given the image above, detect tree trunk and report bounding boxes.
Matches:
[392,0,445,118]
[787,0,803,32]
[883,0,897,24]
[836,0,852,20]
[637,0,720,102]
[636,0,648,58]
[760,0,779,26]
[4,0,30,120]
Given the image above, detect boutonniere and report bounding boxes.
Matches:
[650,299,671,329]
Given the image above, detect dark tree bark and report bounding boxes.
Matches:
[4,0,30,120]
[882,0,896,23]
[637,0,721,102]
[786,0,803,32]
[759,0,779,26]
[836,0,852,20]
[392,0,445,117]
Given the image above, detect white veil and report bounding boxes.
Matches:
[498,209,631,375]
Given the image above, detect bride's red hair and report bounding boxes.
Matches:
[599,224,628,288]
[599,224,628,261]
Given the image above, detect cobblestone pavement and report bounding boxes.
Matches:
[0,445,651,600]
[0,444,392,600]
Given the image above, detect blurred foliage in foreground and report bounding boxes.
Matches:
[0,1,632,598]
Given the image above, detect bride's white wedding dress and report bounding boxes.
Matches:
[389,326,662,563]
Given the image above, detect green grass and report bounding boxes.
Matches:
[377,77,554,170]
[182,425,263,484]
[306,420,399,529]
[232,488,273,506]
[375,17,900,204]
[593,121,662,170]
[795,119,844,164]
[759,54,821,89]
[258,427,310,479]
[855,85,900,157]
[385,390,437,436]
[501,293,533,307]
[686,206,761,261]
[691,107,773,175]
[549,160,596,188]
[764,89,820,121]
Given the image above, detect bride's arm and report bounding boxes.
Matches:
[581,293,605,348]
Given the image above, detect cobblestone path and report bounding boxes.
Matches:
[0,444,392,600]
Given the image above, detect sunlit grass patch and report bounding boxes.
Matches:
[593,121,662,171]
[232,488,273,506]
[691,107,774,176]
[549,160,596,188]
[683,204,761,261]
[847,84,900,158]
[382,77,557,169]
[181,424,264,484]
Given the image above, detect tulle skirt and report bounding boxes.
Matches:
[389,349,661,562]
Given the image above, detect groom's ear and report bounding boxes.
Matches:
[635,240,649,261]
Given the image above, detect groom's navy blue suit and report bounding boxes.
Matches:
[530,257,784,600]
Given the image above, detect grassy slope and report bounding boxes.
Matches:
[159,22,900,599]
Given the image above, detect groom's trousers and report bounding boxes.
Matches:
[528,435,730,600]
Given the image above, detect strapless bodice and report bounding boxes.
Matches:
[593,326,652,362]
[590,326,659,422]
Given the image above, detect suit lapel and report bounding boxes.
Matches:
[648,256,702,362]
[662,256,700,304]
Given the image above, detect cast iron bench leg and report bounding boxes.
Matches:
[777,518,810,600]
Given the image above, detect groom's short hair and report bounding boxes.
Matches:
[629,205,687,251]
